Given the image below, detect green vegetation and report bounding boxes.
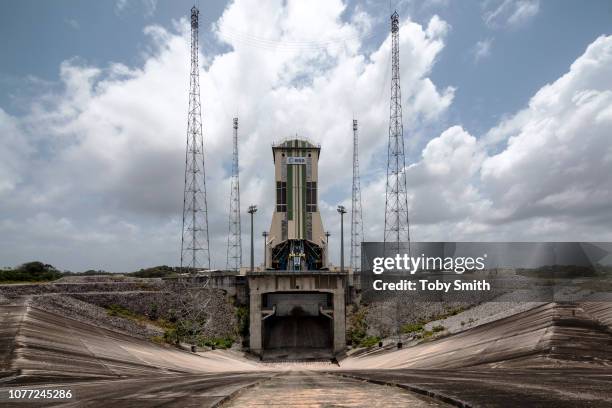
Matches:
[148,303,159,320]
[163,327,181,344]
[346,306,386,348]
[444,307,465,317]
[235,305,249,339]
[400,307,464,336]
[422,330,434,339]
[0,262,63,283]
[128,265,178,278]
[161,325,235,349]
[359,336,381,348]
[106,304,175,332]
[196,336,234,349]
[0,261,211,283]
[150,335,165,345]
[399,320,445,341]
[107,304,139,319]
[64,270,113,276]
[432,325,445,333]
[401,322,424,334]
[347,305,368,346]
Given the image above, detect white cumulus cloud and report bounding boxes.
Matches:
[0,0,453,271]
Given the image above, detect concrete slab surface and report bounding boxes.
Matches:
[334,368,612,408]
[2,297,612,407]
[224,370,446,407]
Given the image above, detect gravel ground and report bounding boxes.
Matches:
[30,294,163,339]
[69,288,239,340]
[2,278,240,343]
[0,281,163,297]
[54,275,154,283]
[423,299,544,334]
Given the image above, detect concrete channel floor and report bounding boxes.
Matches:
[224,370,446,407]
[334,368,612,408]
[1,372,273,408]
[3,300,612,407]
[1,371,448,408]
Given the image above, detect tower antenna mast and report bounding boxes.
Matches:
[226,118,242,271]
[180,5,210,272]
[384,11,412,349]
[350,119,364,287]
[383,11,411,253]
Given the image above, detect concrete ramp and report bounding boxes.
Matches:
[0,303,261,384]
[340,303,612,370]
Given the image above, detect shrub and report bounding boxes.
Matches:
[235,305,249,338]
[129,266,177,278]
[359,336,381,348]
[401,322,424,334]
[347,306,368,345]
[196,336,234,349]
[432,325,445,333]
[422,330,433,339]
[0,262,62,283]
[148,304,159,321]
[107,304,136,318]
[150,336,164,345]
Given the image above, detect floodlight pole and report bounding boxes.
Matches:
[248,205,257,272]
[337,206,346,273]
[262,231,268,269]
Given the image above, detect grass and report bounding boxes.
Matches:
[422,330,434,339]
[401,322,424,334]
[0,262,62,283]
[150,335,165,345]
[106,304,177,331]
[432,325,445,333]
[347,305,369,346]
[196,336,234,349]
[359,336,381,348]
[107,304,138,319]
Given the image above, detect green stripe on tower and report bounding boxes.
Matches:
[302,161,306,238]
[287,163,293,221]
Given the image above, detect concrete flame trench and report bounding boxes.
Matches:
[248,271,346,359]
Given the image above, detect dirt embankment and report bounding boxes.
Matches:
[1,280,240,343]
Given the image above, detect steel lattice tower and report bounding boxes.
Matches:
[226,118,242,272]
[180,6,210,272]
[350,119,364,283]
[384,11,411,251]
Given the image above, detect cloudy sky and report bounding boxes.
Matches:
[1,0,611,272]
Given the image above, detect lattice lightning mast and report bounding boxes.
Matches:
[180,6,211,271]
[383,11,411,250]
[350,119,364,280]
[226,118,242,272]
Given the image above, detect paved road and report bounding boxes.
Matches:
[225,370,447,407]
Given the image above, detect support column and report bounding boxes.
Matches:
[249,289,262,355]
[333,287,346,354]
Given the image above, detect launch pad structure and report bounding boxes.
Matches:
[204,139,348,359]
[249,139,346,358]
[177,6,411,361]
